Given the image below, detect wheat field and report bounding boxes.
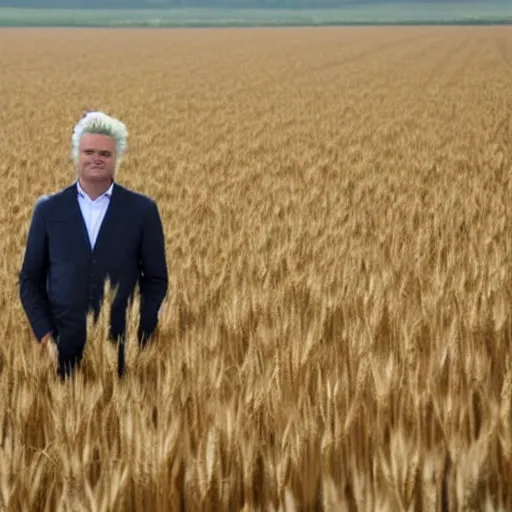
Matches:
[1,25,512,511]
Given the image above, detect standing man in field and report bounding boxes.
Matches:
[19,111,169,379]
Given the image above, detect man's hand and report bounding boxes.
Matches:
[40,332,51,345]
[41,332,57,362]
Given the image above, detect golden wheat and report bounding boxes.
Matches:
[0,25,512,510]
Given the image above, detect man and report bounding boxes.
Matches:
[19,111,169,379]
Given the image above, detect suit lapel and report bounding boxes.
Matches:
[92,183,124,256]
[64,184,93,254]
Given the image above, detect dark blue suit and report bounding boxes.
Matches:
[19,182,168,377]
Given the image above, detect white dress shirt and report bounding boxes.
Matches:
[76,181,114,249]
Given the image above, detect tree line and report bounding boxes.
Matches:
[0,0,474,9]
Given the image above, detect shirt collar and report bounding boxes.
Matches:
[76,180,114,200]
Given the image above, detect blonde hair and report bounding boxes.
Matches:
[71,111,128,171]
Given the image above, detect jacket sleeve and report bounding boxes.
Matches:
[19,197,56,342]
[138,199,168,344]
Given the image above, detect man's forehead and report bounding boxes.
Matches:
[80,133,116,150]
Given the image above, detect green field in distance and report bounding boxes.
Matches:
[1,4,511,27]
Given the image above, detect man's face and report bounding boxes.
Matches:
[77,133,117,182]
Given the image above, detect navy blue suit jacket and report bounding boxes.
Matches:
[19,182,168,360]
